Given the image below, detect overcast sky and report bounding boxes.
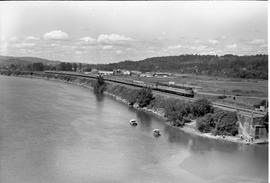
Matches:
[0,1,268,64]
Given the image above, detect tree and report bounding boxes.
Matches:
[136,88,155,108]
[196,111,239,136]
[44,65,56,70]
[32,63,44,71]
[65,63,73,71]
[88,54,267,79]
[191,98,214,117]
[165,101,191,120]
[171,119,185,127]
[93,75,106,94]
[56,63,66,71]
[196,113,215,133]
[9,64,17,71]
[212,111,238,136]
[26,64,33,71]
[72,63,77,72]
[84,64,92,72]
[78,63,82,72]
[127,90,139,105]
[55,62,72,71]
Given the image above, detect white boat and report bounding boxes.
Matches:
[129,119,138,126]
[153,129,161,137]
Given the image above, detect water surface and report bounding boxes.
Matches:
[0,76,268,183]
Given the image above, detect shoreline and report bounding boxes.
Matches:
[3,74,267,145]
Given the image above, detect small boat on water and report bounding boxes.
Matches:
[129,119,138,126]
[153,129,161,137]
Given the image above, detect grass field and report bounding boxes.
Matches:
[110,74,268,108]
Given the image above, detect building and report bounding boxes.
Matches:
[122,70,130,75]
[255,106,266,112]
[98,70,113,76]
[113,69,131,76]
[113,69,122,75]
[130,70,142,76]
[140,72,154,77]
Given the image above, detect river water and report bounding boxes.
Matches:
[0,76,268,183]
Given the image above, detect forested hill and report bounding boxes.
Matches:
[0,56,60,66]
[93,54,268,79]
[0,54,268,79]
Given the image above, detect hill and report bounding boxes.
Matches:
[0,54,267,79]
[0,56,60,66]
[92,54,268,79]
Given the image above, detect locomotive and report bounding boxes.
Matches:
[131,80,194,98]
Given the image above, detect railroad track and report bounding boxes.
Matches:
[44,71,266,116]
[212,102,265,116]
[44,71,194,97]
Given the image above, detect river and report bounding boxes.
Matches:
[0,76,268,183]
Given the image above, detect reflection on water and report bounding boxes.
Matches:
[136,111,152,129]
[0,76,268,183]
[163,125,240,153]
[95,93,105,102]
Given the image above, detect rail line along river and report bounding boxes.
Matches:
[0,76,268,183]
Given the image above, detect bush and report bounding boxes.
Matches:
[126,89,139,105]
[196,111,239,136]
[171,119,185,127]
[196,113,215,133]
[191,98,214,117]
[212,111,238,136]
[165,101,191,119]
[165,103,183,121]
[186,113,195,120]
[136,88,155,107]
[164,100,192,127]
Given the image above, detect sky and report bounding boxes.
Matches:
[0,1,268,64]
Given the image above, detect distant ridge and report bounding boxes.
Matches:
[0,54,267,79]
[0,56,61,66]
[90,54,268,79]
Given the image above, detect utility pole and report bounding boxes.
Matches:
[233,96,237,111]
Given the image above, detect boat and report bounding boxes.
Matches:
[129,119,138,126]
[153,129,161,137]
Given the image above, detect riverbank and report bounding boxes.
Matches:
[1,73,267,145]
[104,91,267,145]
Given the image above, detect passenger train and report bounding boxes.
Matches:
[44,71,195,98]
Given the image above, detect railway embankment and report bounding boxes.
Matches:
[1,70,267,145]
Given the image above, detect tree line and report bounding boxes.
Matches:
[2,54,267,79]
[4,62,92,72]
[91,54,268,79]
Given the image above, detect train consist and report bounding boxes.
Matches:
[130,80,194,97]
[157,82,193,90]
[44,71,195,98]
